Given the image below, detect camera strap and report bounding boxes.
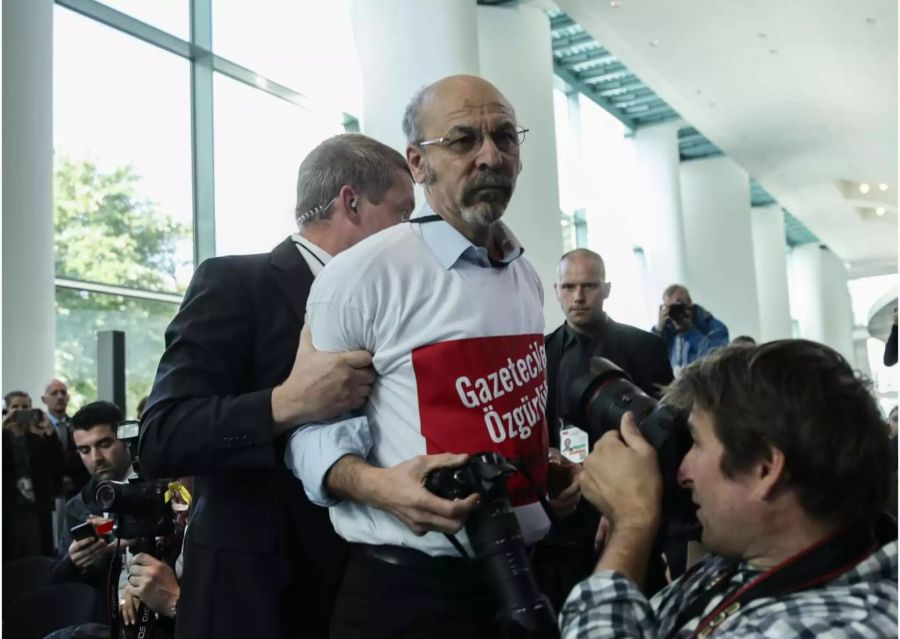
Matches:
[668,526,875,639]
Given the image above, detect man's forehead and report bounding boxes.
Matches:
[74,423,118,442]
[559,257,605,281]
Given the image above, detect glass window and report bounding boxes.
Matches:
[55,288,178,418]
[211,0,362,114]
[54,6,194,294]
[213,73,343,256]
[96,0,189,40]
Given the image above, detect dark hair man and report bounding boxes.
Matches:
[535,248,673,609]
[561,340,897,637]
[138,133,414,639]
[285,75,576,638]
[652,284,729,374]
[49,401,131,605]
[42,378,90,497]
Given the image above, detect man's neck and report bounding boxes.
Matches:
[50,410,66,421]
[743,511,840,570]
[428,200,501,259]
[566,314,605,338]
[299,225,343,257]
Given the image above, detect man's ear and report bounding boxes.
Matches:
[406,145,427,184]
[753,444,786,501]
[602,282,612,300]
[553,282,560,301]
[337,185,360,224]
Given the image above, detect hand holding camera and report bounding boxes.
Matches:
[546,448,582,519]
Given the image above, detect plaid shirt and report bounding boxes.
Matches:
[560,540,898,638]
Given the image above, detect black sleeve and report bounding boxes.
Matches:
[139,258,277,479]
[28,432,65,502]
[643,336,675,398]
[885,325,898,367]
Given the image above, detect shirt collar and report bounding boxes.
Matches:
[562,314,608,349]
[414,202,524,270]
[291,233,333,275]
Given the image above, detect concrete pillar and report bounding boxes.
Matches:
[2,0,56,401]
[627,121,688,317]
[750,205,793,342]
[477,5,564,329]
[349,0,479,153]
[788,244,855,361]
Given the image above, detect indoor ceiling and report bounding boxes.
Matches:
[552,0,898,276]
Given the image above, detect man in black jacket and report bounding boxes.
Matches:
[139,133,415,639]
[545,248,673,446]
[534,248,674,609]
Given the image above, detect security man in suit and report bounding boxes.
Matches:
[534,248,674,609]
[545,248,673,444]
[139,133,415,639]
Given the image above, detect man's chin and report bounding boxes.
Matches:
[460,203,506,227]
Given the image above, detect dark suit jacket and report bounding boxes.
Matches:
[139,237,346,639]
[544,316,674,448]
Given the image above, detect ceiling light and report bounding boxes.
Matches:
[650,40,660,47]
[560,219,570,226]
[859,183,870,194]
[844,262,852,269]
[610,0,621,7]
[876,207,886,216]
[879,183,889,191]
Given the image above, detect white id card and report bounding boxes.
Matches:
[559,426,589,464]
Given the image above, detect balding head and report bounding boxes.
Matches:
[403,75,516,145]
[555,249,611,333]
[404,75,523,238]
[41,378,69,418]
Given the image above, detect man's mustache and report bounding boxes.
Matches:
[461,171,513,206]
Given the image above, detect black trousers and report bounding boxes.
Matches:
[330,545,501,639]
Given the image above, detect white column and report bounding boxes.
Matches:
[680,156,760,340]
[788,244,855,361]
[627,121,688,316]
[2,0,56,400]
[750,205,793,342]
[477,5,564,329]
[349,0,480,153]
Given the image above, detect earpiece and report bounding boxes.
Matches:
[350,198,358,212]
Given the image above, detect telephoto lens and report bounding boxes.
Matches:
[426,452,560,639]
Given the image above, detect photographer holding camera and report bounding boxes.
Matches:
[561,340,897,638]
[286,75,575,638]
[2,390,64,559]
[652,284,729,374]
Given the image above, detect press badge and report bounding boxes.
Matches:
[559,425,589,463]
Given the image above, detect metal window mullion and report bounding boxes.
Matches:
[55,278,183,304]
[190,0,215,263]
[55,0,191,59]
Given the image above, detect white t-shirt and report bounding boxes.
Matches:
[293,211,551,556]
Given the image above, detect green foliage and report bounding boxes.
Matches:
[53,156,190,414]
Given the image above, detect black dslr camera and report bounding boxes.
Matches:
[92,421,173,541]
[565,357,696,524]
[426,452,559,639]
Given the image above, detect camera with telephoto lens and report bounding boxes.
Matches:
[565,357,695,523]
[426,452,559,639]
[91,420,173,542]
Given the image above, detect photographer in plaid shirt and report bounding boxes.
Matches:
[561,340,897,638]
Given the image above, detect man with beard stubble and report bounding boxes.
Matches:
[286,75,580,638]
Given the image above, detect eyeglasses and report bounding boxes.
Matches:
[417,126,529,155]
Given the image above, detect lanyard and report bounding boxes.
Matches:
[668,527,876,639]
[292,240,326,268]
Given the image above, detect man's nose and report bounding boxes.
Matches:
[676,458,691,488]
[474,133,503,170]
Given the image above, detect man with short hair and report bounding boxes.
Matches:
[546,248,673,441]
[42,379,90,497]
[49,401,131,594]
[652,284,729,374]
[561,340,897,638]
[535,248,673,608]
[139,133,415,639]
[287,75,573,638]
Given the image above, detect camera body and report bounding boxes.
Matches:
[426,452,558,639]
[564,357,695,522]
[667,303,689,325]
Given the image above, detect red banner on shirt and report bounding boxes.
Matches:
[411,334,549,506]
